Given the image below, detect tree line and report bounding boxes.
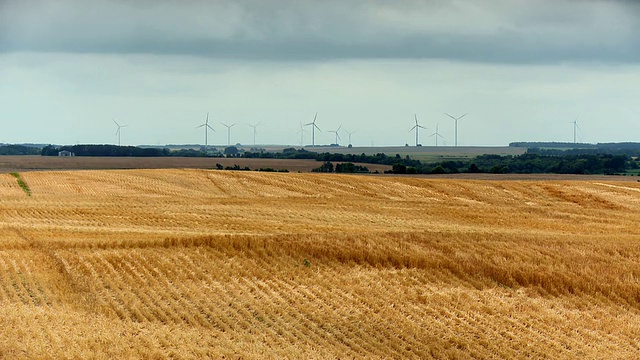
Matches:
[0,145,41,155]
[511,142,640,157]
[388,153,634,175]
[41,145,172,157]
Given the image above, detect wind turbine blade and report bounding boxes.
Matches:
[231,123,236,127]
[304,122,313,126]
[409,125,417,132]
[458,113,468,120]
[444,113,456,120]
[197,124,205,128]
[336,125,342,132]
[313,112,317,123]
[414,114,418,125]
[207,125,215,131]
[314,124,321,132]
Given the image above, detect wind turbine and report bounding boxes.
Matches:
[445,113,467,147]
[221,122,236,146]
[197,112,215,153]
[297,122,307,146]
[329,125,342,145]
[113,119,127,146]
[345,129,356,146]
[429,124,445,147]
[249,122,261,146]
[410,114,426,146]
[572,117,580,144]
[304,112,321,146]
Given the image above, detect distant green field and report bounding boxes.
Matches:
[159,144,528,163]
[298,146,527,162]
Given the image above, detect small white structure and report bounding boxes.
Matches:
[58,150,75,157]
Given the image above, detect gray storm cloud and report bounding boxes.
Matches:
[1,0,639,63]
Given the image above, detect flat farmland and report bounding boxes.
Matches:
[301,145,527,162]
[1,169,640,358]
[0,155,391,173]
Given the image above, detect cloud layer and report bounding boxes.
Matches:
[2,0,639,63]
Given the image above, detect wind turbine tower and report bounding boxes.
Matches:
[329,125,342,145]
[297,122,307,146]
[572,117,580,144]
[430,124,445,147]
[113,119,128,147]
[345,129,356,146]
[249,122,261,146]
[221,122,236,146]
[197,112,215,153]
[410,114,426,146]
[445,113,467,147]
[304,113,321,146]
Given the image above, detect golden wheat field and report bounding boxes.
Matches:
[1,169,640,358]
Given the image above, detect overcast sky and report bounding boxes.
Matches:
[1,0,639,147]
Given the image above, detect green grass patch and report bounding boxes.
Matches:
[10,172,31,196]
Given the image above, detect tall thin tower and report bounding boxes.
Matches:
[113,120,127,147]
[249,122,261,146]
[221,122,236,146]
[345,129,356,146]
[329,125,342,145]
[410,114,426,146]
[445,113,467,147]
[197,112,215,153]
[304,113,321,146]
[297,122,307,146]
[430,124,444,147]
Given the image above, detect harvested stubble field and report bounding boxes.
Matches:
[1,169,640,358]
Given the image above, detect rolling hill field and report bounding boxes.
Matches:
[1,169,640,358]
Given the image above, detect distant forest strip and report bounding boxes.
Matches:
[41,144,172,157]
[1,144,638,175]
[0,145,41,155]
[510,142,640,156]
[395,153,634,175]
